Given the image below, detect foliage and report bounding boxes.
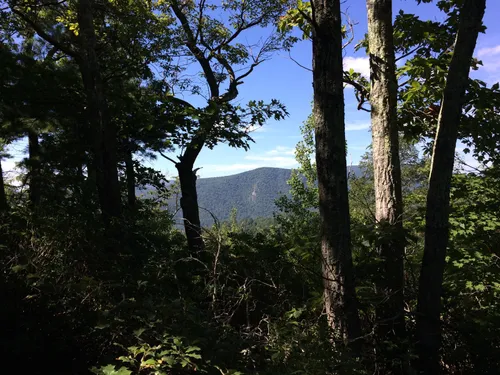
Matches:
[1,0,499,374]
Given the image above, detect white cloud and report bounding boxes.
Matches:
[245,155,297,167]
[345,122,370,131]
[266,146,295,155]
[476,44,500,79]
[482,60,500,73]
[199,146,299,177]
[477,45,500,58]
[343,56,370,78]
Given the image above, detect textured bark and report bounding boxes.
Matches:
[176,157,204,253]
[366,0,406,372]
[28,130,41,209]
[0,159,8,213]
[124,147,136,210]
[416,1,486,373]
[311,0,362,349]
[77,0,122,221]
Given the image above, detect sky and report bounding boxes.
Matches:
[150,0,500,179]
[3,0,500,181]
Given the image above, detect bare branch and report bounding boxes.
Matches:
[158,151,179,165]
[342,11,357,49]
[286,50,312,72]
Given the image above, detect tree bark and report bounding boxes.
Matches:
[416,1,486,373]
[176,151,204,253]
[124,146,136,210]
[77,0,122,222]
[28,130,41,209]
[366,0,406,372]
[0,159,8,213]
[311,0,362,350]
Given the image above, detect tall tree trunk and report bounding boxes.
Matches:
[124,146,136,210]
[28,130,41,209]
[176,157,204,253]
[311,0,362,350]
[366,0,406,372]
[416,1,486,373]
[0,159,8,213]
[77,0,121,222]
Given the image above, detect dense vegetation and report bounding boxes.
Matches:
[1,0,499,375]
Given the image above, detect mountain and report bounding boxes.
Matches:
[195,167,293,225]
[164,166,363,227]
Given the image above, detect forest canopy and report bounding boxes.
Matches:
[0,0,499,374]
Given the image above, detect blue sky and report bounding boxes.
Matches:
[3,0,500,181]
[146,0,500,179]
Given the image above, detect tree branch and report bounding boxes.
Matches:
[395,44,423,62]
[170,0,219,98]
[158,151,179,165]
[11,7,80,61]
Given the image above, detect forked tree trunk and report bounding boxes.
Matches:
[311,0,362,351]
[366,0,406,372]
[77,0,122,222]
[416,1,486,373]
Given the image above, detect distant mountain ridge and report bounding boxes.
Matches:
[163,166,362,227]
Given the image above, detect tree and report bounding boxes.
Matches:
[310,0,362,348]
[154,0,289,253]
[0,144,8,213]
[76,0,122,221]
[366,0,406,372]
[416,0,487,373]
[7,0,167,223]
[7,0,122,221]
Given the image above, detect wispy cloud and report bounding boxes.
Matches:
[199,146,298,177]
[478,45,500,58]
[245,155,297,166]
[245,146,297,167]
[344,56,370,78]
[265,146,295,155]
[476,44,500,79]
[346,122,370,131]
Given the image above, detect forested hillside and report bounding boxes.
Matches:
[1,1,499,375]
[187,167,294,225]
[163,166,363,226]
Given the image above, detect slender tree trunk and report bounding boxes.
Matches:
[77,0,121,222]
[311,0,362,350]
[366,0,406,372]
[176,159,204,253]
[416,1,486,373]
[28,130,41,209]
[0,159,8,213]
[124,146,136,210]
